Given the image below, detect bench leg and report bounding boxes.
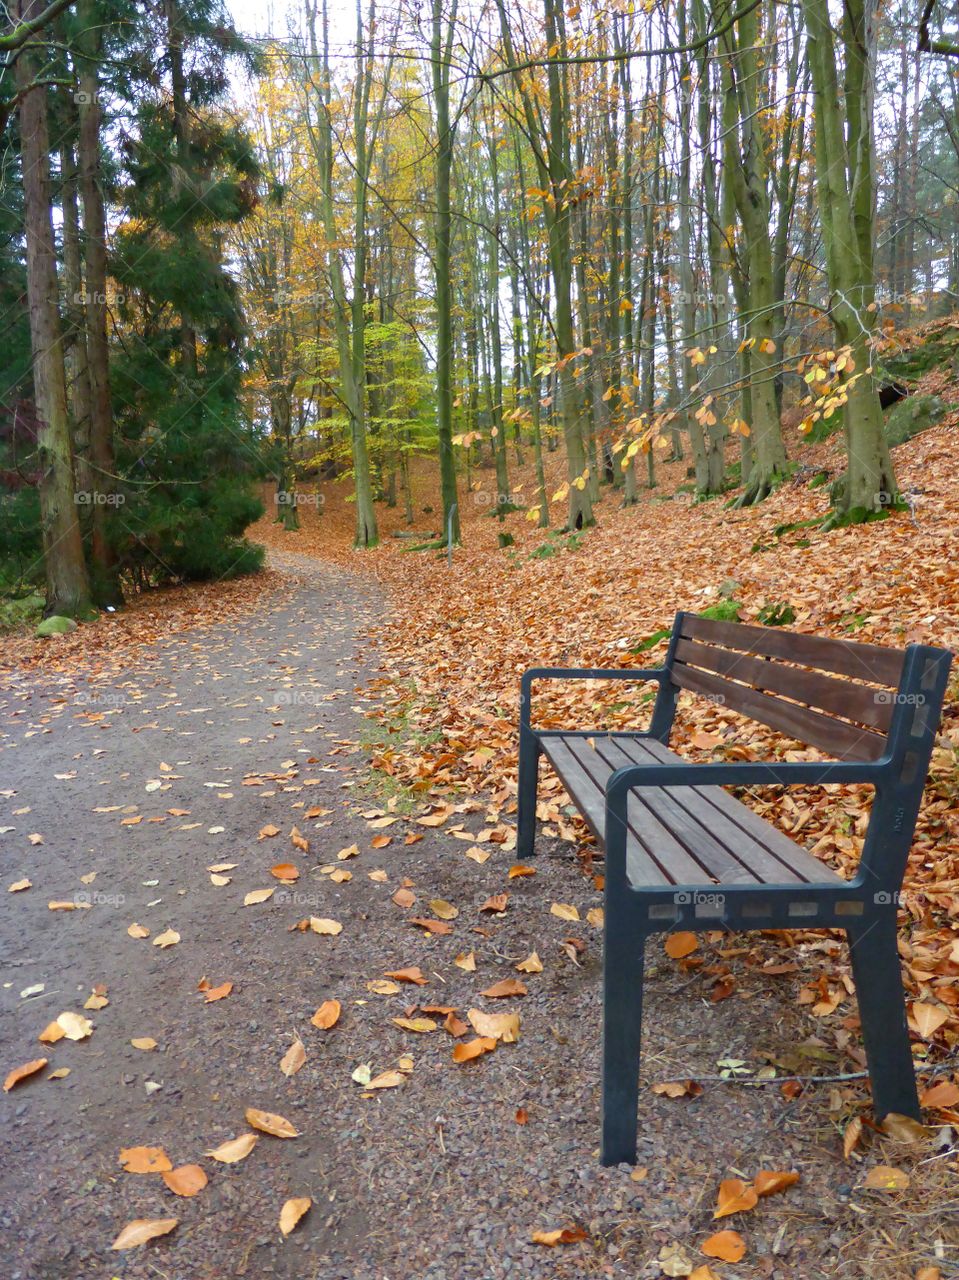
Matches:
[516,727,540,859]
[847,915,920,1121]
[601,930,646,1166]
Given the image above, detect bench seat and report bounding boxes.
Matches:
[541,733,844,889]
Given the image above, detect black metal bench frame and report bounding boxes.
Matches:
[517,611,952,1165]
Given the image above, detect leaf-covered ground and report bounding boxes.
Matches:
[2,400,958,1278]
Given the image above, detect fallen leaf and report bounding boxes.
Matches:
[481,893,509,913]
[369,1070,406,1089]
[311,1000,341,1029]
[309,917,343,936]
[210,874,231,886]
[444,1011,469,1037]
[843,1115,863,1159]
[38,1021,64,1045]
[329,868,351,883]
[429,898,459,920]
[753,1170,800,1197]
[291,827,310,853]
[664,932,699,959]
[452,1036,497,1063]
[481,978,527,999]
[713,1178,758,1220]
[454,951,477,972]
[468,1008,520,1042]
[162,1165,207,1197]
[368,869,389,882]
[127,922,150,939]
[910,1002,949,1039]
[409,916,453,935]
[652,1079,703,1099]
[111,1218,178,1251]
[27,833,43,845]
[7,878,31,893]
[280,1038,306,1077]
[3,1058,48,1091]
[516,951,543,973]
[701,1230,746,1262]
[921,1080,959,1109]
[392,1017,437,1033]
[465,846,490,863]
[508,864,536,879]
[515,1107,529,1124]
[245,1107,299,1138]
[131,1037,157,1051]
[550,902,579,921]
[367,980,400,995]
[689,1268,721,1280]
[882,1112,927,1143]
[531,1226,588,1246]
[371,835,391,849]
[120,1146,173,1174]
[384,967,427,985]
[48,1067,70,1080]
[152,928,180,948]
[586,906,604,928]
[337,843,359,860]
[56,1011,93,1041]
[657,1242,694,1276]
[864,1164,910,1190]
[207,862,237,873]
[392,887,416,908]
[270,863,299,881]
[244,888,274,906]
[48,900,89,911]
[279,1196,312,1236]
[258,824,280,839]
[203,981,233,1003]
[84,992,109,1010]
[206,1133,258,1163]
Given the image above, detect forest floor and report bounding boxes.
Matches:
[4,361,959,1278]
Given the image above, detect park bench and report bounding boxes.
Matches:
[517,612,952,1165]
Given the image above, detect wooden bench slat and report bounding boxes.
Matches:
[541,737,670,885]
[589,737,763,885]
[680,614,905,686]
[633,736,846,885]
[674,638,895,733]
[672,664,889,761]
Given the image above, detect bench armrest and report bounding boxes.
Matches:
[520,667,666,731]
[605,759,888,804]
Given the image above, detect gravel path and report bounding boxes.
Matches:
[0,555,941,1279]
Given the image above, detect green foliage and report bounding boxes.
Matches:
[757,601,797,626]
[884,394,946,447]
[633,627,672,652]
[698,600,741,623]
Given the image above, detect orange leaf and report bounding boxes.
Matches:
[701,1230,746,1262]
[111,1218,178,1251]
[531,1226,588,1246]
[162,1164,208,1197]
[508,864,536,879]
[664,932,698,959]
[120,1146,173,1174]
[713,1178,758,1219]
[452,1036,497,1063]
[3,1058,48,1091]
[245,1107,299,1138]
[863,1164,910,1191]
[480,978,528,999]
[311,999,341,1029]
[270,863,299,881]
[384,967,427,985]
[921,1080,959,1109]
[481,893,509,913]
[515,1107,529,1125]
[392,888,416,908]
[203,981,233,1003]
[753,1170,800,1198]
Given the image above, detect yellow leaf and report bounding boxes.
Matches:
[131,1037,157,1051]
[56,1011,93,1041]
[531,1226,588,1246]
[713,1178,758,1219]
[864,1164,910,1191]
[206,1133,258,1163]
[429,899,459,920]
[244,888,274,906]
[516,951,543,973]
[280,1038,306,1076]
[127,922,149,938]
[369,1070,405,1089]
[392,1017,438,1033]
[111,1218,178,1251]
[551,902,579,921]
[279,1196,312,1236]
[454,951,477,972]
[7,878,31,893]
[309,917,343,936]
[468,1008,520,1042]
[152,928,180,948]
[910,1002,949,1039]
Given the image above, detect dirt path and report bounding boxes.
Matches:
[0,556,949,1280]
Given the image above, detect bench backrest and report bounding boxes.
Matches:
[665,612,945,763]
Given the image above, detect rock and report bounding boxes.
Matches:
[36,615,77,637]
[884,393,946,447]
